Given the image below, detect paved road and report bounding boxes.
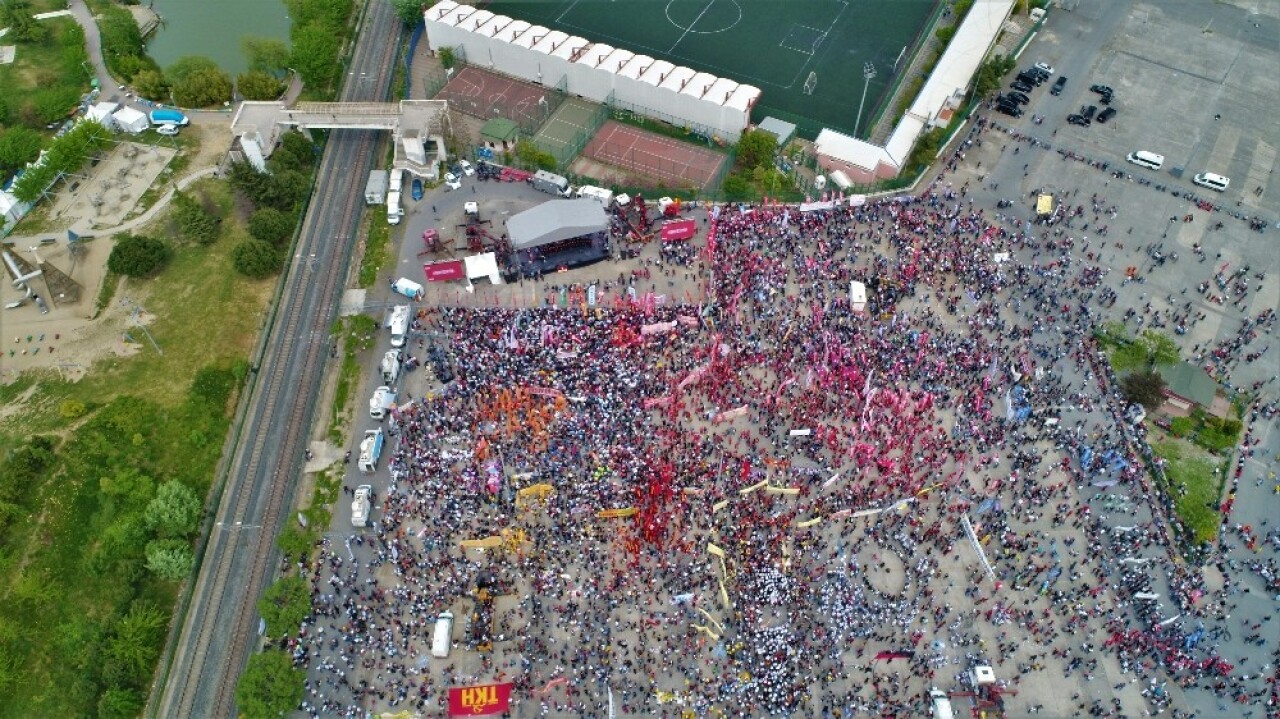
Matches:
[150,1,402,717]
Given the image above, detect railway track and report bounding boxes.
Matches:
[152,2,401,717]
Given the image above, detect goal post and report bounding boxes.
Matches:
[803,71,817,95]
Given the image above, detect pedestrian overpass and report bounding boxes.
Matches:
[229,100,450,178]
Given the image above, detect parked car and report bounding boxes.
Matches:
[1081,105,1098,121]
[444,172,461,191]
[1067,114,1091,127]
[1096,106,1118,123]
[1017,72,1043,87]
[1050,76,1067,95]
[1089,84,1113,95]
[1006,91,1030,105]
[411,178,423,201]
[156,124,179,136]
[458,159,475,176]
[1011,80,1034,93]
[1034,62,1055,75]
[1098,90,1113,105]
[997,103,1023,118]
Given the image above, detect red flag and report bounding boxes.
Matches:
[448,683,513,716]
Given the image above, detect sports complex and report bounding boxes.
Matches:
[484,0,939,139]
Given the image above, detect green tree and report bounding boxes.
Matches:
[172,191,221,245]
[232,239,282,279]
[242,37,291,74]
[97,687,144,719]
[166,55,220,87]
[1,0,49,43]
[131,69,170,102]
[59,399,88,420]
[1138,330,1180,368]
[248,207,296,246]
[145,481,202,539]
[172,67,234,108]
[1110,341,1149,372]
[102,602,167,688]
[1121,370,1167,411]
[30,86,84,127]
[974,54,1017,97]
[236,650,305,719]
[391,0,427,25]
[258,576,311,637]
[276,525,314,562]
[0,127,44,173]
[99,468,156,510]
[289,23,341,89]
[439,46,457,70]
[107,233,172,277]
[734,129,776,172]
[145,539,195,580]
[237,70,285,101]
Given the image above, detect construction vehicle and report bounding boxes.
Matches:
[351,484,372,527]
[357,429,384,474]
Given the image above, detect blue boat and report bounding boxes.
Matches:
[148,108,189,126]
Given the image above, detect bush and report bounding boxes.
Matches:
[190,364,238,408]
[237,70,285,101]
[59,399,88,420]
[145,481,202,539]
[0,127,45,174]
[258,576,311,637]
[144,539,194,580]
[232,239,281,279]
[1169,416,1195,438]
[107,234,172,278]
[935,26,956,43]
[131,69,170,102]
[237,650,305,719]
[171,66,233,108]
[172,191,221,245]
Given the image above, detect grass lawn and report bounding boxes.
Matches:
[1151,437,1225,545]
[0,179,275,717]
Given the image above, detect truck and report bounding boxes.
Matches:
[388,168,403,194]
[148,108,189,126]
[387,190,402,225]
[575,185,614,206]
[357,429,384,474]
[928,688,955,719]
[351,484,372,527]
[532,170,572,197]
[365,170,389,205]
[387,304,410,348]
[369,385,396,420]
[380,349,403,384]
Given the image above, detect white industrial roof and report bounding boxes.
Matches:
[814,128,892,173]
[462,10,493,31]
[618,55,653,80]
[554,36,589,61]
[578,43,614,68]
[426,0,457,22]
[725,85,759,112]
[513,26,548,49]
[602,49,634,73]
[659,66,695,93]
[706,78,738,104]
[494,19,530,43]
[640,60,675,86]
[682,72,718,99]
[476,16,510,37]
[532,30,568,54]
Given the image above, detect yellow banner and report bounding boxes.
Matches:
[706,542,725,558]
[459,536,503,548]
[712,499,730,513]
[796,517,822,528]
[597,507,637,518]
[765,485,800,496]
[738,479,768,495]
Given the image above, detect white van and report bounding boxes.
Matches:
[1192,172,1230,192]
[431,612,454,658]
[391,277,424,300]
[1125,150,1164,170]
[929,688,955,719]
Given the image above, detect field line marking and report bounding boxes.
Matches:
[669,0,718,53]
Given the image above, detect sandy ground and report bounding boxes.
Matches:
[0,123,232,384]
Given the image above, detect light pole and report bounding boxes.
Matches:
[854,62,876,139]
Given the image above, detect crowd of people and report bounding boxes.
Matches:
[283,114,1277,719]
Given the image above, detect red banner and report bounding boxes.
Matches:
[660,218,697,242]
[448,683,512,716]
[425,260,465,282]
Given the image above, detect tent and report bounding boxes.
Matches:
[86,102,119,129]
[660,218,696,242]
[849,281,867,312]
[463,252,503,289]
[112,106,149,134]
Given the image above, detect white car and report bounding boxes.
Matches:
[444,172,461,191]
[1034,62,1055,75]
[458,159,475,176]
[156,123,180,136]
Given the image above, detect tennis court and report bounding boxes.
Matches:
[486,0,940,138]
[435,66,560,129]
[532,98,608,166]
[582,120,726,189]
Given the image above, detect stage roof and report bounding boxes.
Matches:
[507,198,608,250]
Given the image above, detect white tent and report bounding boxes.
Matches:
[112,106,149,134]
[86,101,119,129]
[463,252,503,290]
[849,281,867,312]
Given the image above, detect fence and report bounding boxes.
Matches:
[533,101,609,171]
[605,98,740,144]
[403,21,424,99]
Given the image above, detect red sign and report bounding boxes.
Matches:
[425,260,465,282]
[448,683,512,716]
[660,218,697,242]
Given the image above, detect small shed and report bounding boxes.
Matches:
[1157,361,1217,413]
[112,106,149,134]
[757,117,796,147]
[480,118,520,151]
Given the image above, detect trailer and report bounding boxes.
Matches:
[351,484,372,527]
[531,170,571,197]
[365,170,389,205]
[387,190,402,225]
[369,385,396,420]
[380,349,403,384]
[357,429,384,474]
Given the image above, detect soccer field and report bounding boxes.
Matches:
[485,0,940,138]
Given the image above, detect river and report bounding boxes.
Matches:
[145,0,292,76]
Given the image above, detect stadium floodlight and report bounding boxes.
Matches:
[855,62,876,138]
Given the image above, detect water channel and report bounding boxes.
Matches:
[145,0,292,76]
